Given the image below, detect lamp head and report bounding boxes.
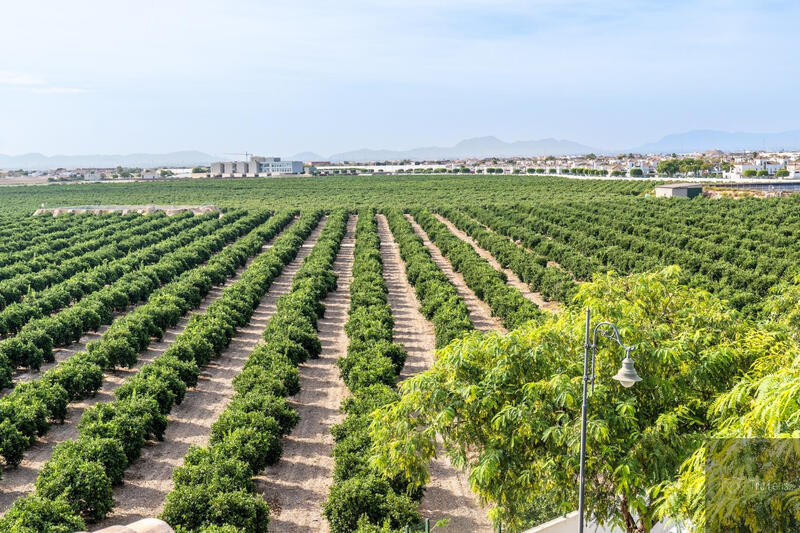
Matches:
[612,349,641,388]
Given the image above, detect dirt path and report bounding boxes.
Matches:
[90,218,327,529]
[0,220,300,515]
[258,215,356,533]
[377,214,492,532]
[433,214,561,313]
[8,303,145,389]
[405,214,506,334]
[7,218,275,389]
[464,210,574,280]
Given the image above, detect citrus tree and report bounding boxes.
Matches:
[370,267,758,532]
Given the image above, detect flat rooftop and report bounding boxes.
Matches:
[655,183,704,189]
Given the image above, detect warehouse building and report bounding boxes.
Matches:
[211,156,304,177]
[655,183,703,198]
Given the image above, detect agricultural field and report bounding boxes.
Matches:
[0,174,797,532]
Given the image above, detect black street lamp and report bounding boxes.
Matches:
[578,307,641,533]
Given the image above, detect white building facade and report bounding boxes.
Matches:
[211,156,303,176]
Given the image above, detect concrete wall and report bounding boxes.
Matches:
[523,512,684,533]
[655,186,702,198]
[88,518,173,533]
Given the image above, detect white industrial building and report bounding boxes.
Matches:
[211,156,304,177]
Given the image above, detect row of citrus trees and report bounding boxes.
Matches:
[160,210,349,531]
[0,212,141,283]
[324,210,419,533]
[410,208,541,329]
[0,210,322,530]
[496,201,791,313]
[0,210,285,474]
[383,209,473,347]
[0,211,224,381]
[0,211,204,329]
[0,213,104,256]
[462,205,602,282]
[435,207,575,303]
[0,211,159,303]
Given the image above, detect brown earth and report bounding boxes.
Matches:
[89,218,327,528]
[258,215,356,533]
[404,214,506,334]
[433,213,561,313]
[378,214,493,532]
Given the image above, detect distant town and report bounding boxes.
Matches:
[3,150,800,185]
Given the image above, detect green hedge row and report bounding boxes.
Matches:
[411,208,542,330]
[0,213,93,257]
[0,212,229,379]
[0,211,206,339]
[0,210,290,474]
[160,210,349,532]
[438,207,576,303]
[0,211,322,530]
[325,209,420,533]
[0,213,254,386]
[383,209,473,347]
[0,212,147,286]
[464,204,600,282]
[0,211,175,313]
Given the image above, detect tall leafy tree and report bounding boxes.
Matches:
[370,267,757,532]
[661,275,800,531]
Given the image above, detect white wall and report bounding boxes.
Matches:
[523,512,684,533]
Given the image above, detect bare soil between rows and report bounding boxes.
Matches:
[434,213,562,313]
[378,214,492,532]
[405,214,506,334]
[258,215,356,533]
[89,218,327,528]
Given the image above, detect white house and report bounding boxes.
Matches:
[724,160,786,179]
[626,160,655,175]
[786,161,800,178]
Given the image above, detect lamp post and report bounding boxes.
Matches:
[578,307,641,533]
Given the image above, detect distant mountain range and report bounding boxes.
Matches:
[316,136,596,162]
[632,129,800,154]
[4,130,800,169]
[0,151,217,170]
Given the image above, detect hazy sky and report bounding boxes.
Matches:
[1,0,798,156]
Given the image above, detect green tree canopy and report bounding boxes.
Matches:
[370,267,759,532]
[660,275,800,532]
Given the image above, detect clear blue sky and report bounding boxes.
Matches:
[1,0,798,156]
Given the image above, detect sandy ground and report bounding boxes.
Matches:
[405,214,506,334]
[7,302,148,390]
[89,218,327,529]
[5,215,266,390]
[0,219,300,515]
[464,210,573,279]
[258,215,356,533]
[433,214,562,313]
[0,176,49,186]
[377,214,493,532]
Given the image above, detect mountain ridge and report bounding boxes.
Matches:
[0,151,217,170]
[5,130,800,170]
[326,135,596,161]
[633,129,800,153]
